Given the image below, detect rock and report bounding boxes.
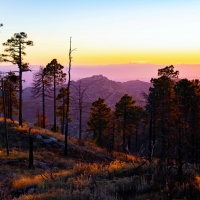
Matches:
[27,187,36,194]
[43,137,57,144]
[49,137,57,142]
[43,138,53,144]
[35,134,43,140]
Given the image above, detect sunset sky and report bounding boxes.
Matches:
[0,0,200,66]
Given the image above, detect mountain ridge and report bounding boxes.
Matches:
[21,75,151,136]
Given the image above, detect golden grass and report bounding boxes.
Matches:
[12,174,42,189]
[12,170,71,189]
[42,129,65,141]
[108,160,128,171]
[0,117,137,164]
[18,193,68,200]
[72,159,132,178]
[0,117,17,124]
[195,176,200,189]
[2,117,200,200]
[0,148,28,159]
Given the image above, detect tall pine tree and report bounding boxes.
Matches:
[31,66,52,128]
[115,94,136,152]
[0,32,33,126]
[46,59,66,132]
[87,98,112,147]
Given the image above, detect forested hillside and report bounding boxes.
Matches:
[0,65,200,199]
[0,24,199,199]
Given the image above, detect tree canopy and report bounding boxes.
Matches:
[87,98,112,147]
[1,32,33,126]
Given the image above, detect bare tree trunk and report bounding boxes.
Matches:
[19,41,23,127]
[29,128,33,168]
[53,67,57,132]
[79,107,82,140]
[2,78,9,156]
[62,95,65,134]
[19,69,22,126]
[148,110,153,162]
[65,37,75,156]
[42,77,45,128]
[9,86,13,120]
[123,107,127,152]
[135,125,138,153]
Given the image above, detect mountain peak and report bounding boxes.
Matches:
[80,74,109,83]
[91,74,106,79]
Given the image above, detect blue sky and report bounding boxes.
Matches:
[0,0,200,65]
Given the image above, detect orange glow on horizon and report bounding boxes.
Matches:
[5,49,200,66]
[54,50,200,66]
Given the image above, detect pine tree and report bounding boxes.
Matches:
[46,59,66,132]
[132,105,145,152]
[146,66,178,178]
[56,87,69,134]
[31,66,52,129]
[0,32,33,126]
[115,94,136,152]
[4,72,19,120]
[174,79,200,171]
[87,98,112,147]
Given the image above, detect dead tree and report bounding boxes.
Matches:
[71,80,87,141]
[65,37,76,156]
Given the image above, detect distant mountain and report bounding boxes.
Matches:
[2,63,200,87]
[73,75,129,108]
[122,80,152,106]
[22,75,151,136]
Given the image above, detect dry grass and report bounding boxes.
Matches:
[0,148,28,159]
[1,118,200,200]
[41,129,65,141]
[12,170,71,189]
[18,193,68,200]
[12,175,42,189]
[195,175,200,189]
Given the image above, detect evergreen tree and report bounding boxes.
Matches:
[56,87,69,134]
[115,94,136,152]
[4,72,19,120]
[87,98,112,147]
[0,32,33,126]
[174,79,200,167]
[146,66,179,179]
[31,66,52,128]
[132,105,145,152]
[46,59,66,132]
[107,112,116,153]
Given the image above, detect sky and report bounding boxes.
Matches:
[0,0,200,84]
